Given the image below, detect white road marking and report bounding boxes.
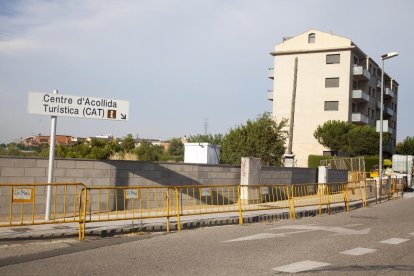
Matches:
[270,224,371,235]
[222,229,314,243]
[380,238,409,245]
[340,247,377,256]
[272,260,330,273]
[223,233,278,242]
[344,224,364,227]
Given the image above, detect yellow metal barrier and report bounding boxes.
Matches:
[290,183,347,215]
[238,185,290,215]
[175,185,240,216]
[0,183,87,240]
[2,179,406,240]
[344,181,365,208]
[84,186,177,226]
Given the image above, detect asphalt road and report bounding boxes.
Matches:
[0,194,414,275]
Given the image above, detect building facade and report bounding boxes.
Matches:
[23,135,73,146]
[268,29,399,167]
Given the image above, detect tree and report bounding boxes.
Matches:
[397,136,414,155]
[220,112,287,166]
[135,141,164,161]
[347,125,379,156]
[313,120,355,154]
[187,134,224,145]
[121,134,135,152]
[168,138,184,157]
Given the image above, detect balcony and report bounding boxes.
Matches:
[376,101,384,110]
[351,113,369,124]
[385,87,395,98]
[353,66,371,81]
[267,90,273,101]
[268,68,274,79]
[352,90,370,103]
[384,106,394,117]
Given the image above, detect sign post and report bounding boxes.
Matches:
[27,91,129,220]
[45,89,58,220]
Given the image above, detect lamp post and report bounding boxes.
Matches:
[378,52,398,201]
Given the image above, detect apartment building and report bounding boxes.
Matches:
[268,29,399,167]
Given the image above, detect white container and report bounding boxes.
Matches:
[184,143,220,164]
[392,154,414,174]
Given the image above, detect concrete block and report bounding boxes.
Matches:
[93,161,114,170]
[14,159,37,168]
[198,166,212,172]
[183,165,194,172]
[217,172,228,179]
[92,178,112,186]
[2,168,25,177]
[0,177,14,183]
[212,167,224,172]
[141,162,155,171]
[34,177,48,183]
[0,158,14,167]
[227,173,240,179]
[75,160,95,169]
[57,160,76,169]
[4,176,35,183]
[208,172,218,179]
[84,169,106,178]
[24,168,46,177]
[65,169,84,177]
[54,177,76,183]
[36,159,51,168]
[53,168,66,177]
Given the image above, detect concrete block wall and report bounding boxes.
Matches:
[260,167,318,185]
[327,169,349,183]
[0,157,348,215]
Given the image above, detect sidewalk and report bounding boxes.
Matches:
[0,196,383,241]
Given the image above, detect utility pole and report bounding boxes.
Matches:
[284,57,298,167]
[287,57,298,155]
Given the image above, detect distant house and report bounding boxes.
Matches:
[135,138,170,150]
[23,135,73,146]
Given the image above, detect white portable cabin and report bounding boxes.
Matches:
[184,143,220,164]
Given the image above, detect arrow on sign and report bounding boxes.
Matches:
[121,114,127,120]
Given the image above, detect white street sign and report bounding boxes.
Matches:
[27,92,129,121]
[376,120,389,133]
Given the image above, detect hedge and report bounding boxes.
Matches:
[308,155,333,168]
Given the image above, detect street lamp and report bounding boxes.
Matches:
[378,52,398,201]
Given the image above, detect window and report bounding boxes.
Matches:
[326,54,340,64]
[325,77,339,88]
[324,101,339,111]
[308,33,316,43]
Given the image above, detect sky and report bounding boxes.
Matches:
[0,0,413,143]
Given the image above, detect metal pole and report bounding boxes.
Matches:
[45,89,58,220]
[378,60,384,202]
